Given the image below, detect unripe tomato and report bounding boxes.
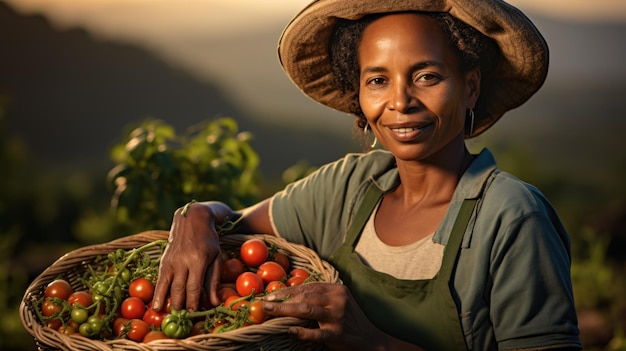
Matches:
[239,239,268,267]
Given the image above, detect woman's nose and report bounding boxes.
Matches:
[387,82,418,113]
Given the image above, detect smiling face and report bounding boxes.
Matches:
[358,13,480,163]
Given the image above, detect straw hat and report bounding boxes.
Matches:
[278,0,549,137]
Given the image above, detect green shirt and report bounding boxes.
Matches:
[270,148,581,350]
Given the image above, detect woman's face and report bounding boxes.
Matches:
[358,13,480,162]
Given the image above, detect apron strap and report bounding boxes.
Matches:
[438,198,477,281]
[345,182,385,247]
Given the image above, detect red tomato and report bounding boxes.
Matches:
[129,277,154,303]
[41,297,63,317]
[127,319,150,342]
[256,261,287,284]
[290,268,310,278]
[67,291,93,308]
[272,252,290,272]
[45,279,73,300]
[143,330,170,343]
[247,300,266,324]
[46,318,62,330]
[113,317,129,337]
[265,281,287,293]
[58,325,76,335]
[224,296,248,311]
[240,239,268,267]
[286,275,307,287]
[221,258,245,283]
[143,308,167,329]
[236,272,264,296]
[120,297,146,320]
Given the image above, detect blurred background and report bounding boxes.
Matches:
[1,0,625,349]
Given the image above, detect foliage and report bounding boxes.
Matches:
[107,118,260,234]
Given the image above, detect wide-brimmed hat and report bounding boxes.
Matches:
[278,0,549,137]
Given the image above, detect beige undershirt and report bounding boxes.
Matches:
[354,202,445,280]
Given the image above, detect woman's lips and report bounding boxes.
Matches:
[387,122,433,141]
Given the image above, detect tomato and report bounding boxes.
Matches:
[290,268,310,278]
[265,281,287,293]
[272,252,290,272]
[143,308,166,329]
[113,317,129,337]
[224,295,248,311]
[221,258,245,283]
[217,286,238,303]
[46,318,62,330]
[256,261,287,284]
[58,325,76,335]
[70,307,89,324]
[45,279,73,300]
[286,275,307,287]
[191,320,207,336]
[41,298,63,317]
[67,291,93,309]
[247,300,266,324]
[240,239,268,267]
[143,330,170,343]
[235,272,264,297]
[129,277,154,303]
[120,296,146,319]
[127,319,150,342]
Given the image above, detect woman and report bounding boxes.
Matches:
[152,0,582,350]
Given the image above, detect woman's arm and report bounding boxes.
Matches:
[152,199,273,312]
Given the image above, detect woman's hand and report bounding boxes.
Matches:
[262,283,424,351]
[152,203,223,312]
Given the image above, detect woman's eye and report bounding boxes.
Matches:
[366,77,386,86]
[416,73,441,84]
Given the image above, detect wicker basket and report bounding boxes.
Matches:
[20,230,339,351]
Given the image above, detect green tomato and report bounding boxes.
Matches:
[70,308,89,324]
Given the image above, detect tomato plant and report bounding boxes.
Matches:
[45,279,73,300]
[120,297,146,320]
[235,272,264,297]
[256,261,287,284]
[129,277,154,303]
[127,319,150,342]
[222,258,245,283]
[240,239,268,267]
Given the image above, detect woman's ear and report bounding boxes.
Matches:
[465,68,481,109]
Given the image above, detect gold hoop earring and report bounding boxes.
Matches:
[363,124,377,148]
[468,109,475,137]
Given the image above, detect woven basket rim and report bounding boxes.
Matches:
[20,230,339,351]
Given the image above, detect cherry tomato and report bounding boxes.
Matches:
[127,319,150,342]
[45,279,73,300]
[240,239,268,267]
[143,330,170,343]
[67,291,93,308]
[290,268,310,278]
[191,320,207,336]
[222,258,246,283]
[143,308,166,329]
[247,300,267,324]
[256,261,287,284]
[112,317,129,337]
[58,325,76,335]
[41,297,63,317]
[129,277,154,303]
[120,296,146,319]
[46,318,62,330]
[236,272,264,296]
[286,275,307,287]
[224,295,248,311]
[71,307,89,324]
[272,252,290,272]
[265,281,287,293]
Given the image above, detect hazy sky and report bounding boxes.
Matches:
[5,0,626,129]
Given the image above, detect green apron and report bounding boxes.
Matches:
[329,183,476,351]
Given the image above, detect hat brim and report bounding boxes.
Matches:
[278,0,549,137]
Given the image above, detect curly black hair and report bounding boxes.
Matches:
[328,11,499,132]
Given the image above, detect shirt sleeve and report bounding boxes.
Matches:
[488,189,581,349]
